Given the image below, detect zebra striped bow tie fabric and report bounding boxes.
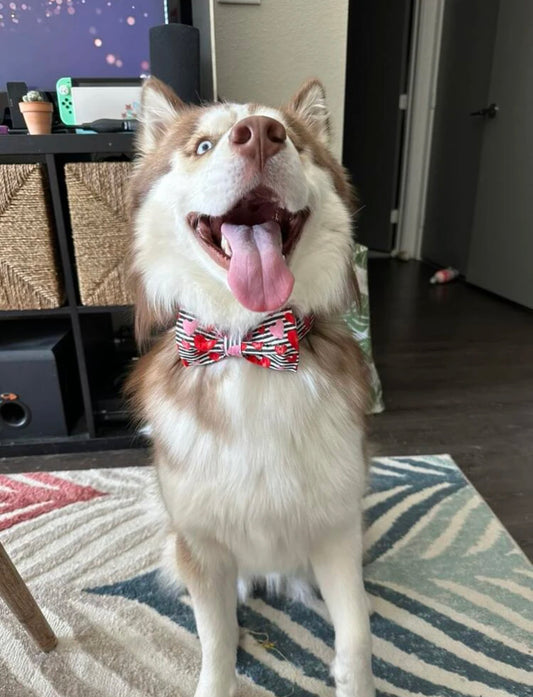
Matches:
[175,309,314,371]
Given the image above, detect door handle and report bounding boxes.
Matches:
[470,103,499,118]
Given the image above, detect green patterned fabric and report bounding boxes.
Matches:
[344,244,384,413]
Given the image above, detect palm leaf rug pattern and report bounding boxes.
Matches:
[0,456,531,697]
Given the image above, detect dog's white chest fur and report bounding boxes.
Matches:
[154,353,365,574]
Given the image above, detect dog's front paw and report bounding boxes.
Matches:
[331,656,375,697]
[194,675,236,697]
[194,687,235,697]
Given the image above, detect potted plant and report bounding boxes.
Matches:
[19,91,53,135]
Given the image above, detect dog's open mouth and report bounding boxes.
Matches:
[187,187,309,312]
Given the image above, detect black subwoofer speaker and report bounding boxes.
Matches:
[149,23,200,103]
[0,325,82,440]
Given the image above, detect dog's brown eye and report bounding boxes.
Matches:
[196,140,213,155]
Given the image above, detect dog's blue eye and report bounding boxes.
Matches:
[196,140,213,155]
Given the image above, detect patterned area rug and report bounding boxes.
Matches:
[0,455,531,697]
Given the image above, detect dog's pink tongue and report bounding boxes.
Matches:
[221,221,294,312]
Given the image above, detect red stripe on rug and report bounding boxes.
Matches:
[0,473,106,530]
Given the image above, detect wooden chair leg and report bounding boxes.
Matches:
[0,540,57,652]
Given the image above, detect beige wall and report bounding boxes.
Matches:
[212,0,349,159]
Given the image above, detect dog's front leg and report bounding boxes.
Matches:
[176,535,238,697]
[310,525,375,697]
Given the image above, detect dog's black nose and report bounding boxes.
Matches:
[230,116,286,170]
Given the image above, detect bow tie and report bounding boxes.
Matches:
[175,309,314,372]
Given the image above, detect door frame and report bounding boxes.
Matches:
[396,0,445,259]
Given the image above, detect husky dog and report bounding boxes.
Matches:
[127,76,375,697]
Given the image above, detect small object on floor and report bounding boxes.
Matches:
[429,266,460,284]
[391,249,411,262]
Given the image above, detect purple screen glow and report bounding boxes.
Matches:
[0,1,165,90]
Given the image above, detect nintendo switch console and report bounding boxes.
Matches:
[56,77,142,127]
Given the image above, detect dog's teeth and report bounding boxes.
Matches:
[221,235,232,257]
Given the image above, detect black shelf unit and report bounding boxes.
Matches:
[0,133,146,456]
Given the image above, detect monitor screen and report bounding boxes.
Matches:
[0,0,166,91]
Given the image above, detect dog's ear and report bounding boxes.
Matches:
[137,77,185,154]
[287,79,330,147]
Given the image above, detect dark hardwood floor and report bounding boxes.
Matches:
[368,259,532,560]
[1,260,531,558]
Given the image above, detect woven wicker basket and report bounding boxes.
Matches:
[64,162,134,306]
[0,164,64,310]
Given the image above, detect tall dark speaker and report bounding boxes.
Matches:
[0,325,82,440]
[149,24,200,104]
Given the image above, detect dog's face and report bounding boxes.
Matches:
[130,78,356,342]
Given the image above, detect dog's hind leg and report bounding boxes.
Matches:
[310,523,375,697]
[173,532,239,697]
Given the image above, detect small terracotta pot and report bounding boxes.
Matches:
[19,101,53,135]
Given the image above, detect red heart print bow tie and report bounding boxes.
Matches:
[175,309,314,371]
